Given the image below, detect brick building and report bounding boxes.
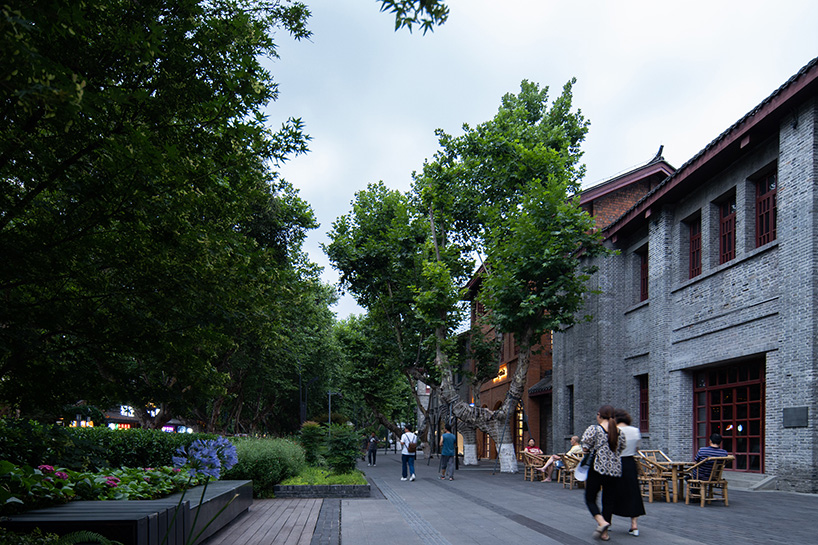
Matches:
[465,156,674,460]
[553,56,818,492]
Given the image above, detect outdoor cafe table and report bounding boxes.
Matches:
[656,460,694,503]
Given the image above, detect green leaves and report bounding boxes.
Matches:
[378,0,449,34]
[0,0,327,431]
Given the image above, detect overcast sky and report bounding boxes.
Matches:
[266,0,818,319]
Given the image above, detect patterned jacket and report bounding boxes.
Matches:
[581,424,626,477]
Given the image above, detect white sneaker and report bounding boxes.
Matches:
[401,477,407,481]
[373,464,376,466]
[410,474,416,481]
[367,463,371,466]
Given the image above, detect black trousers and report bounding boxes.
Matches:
[368,449,377,464]
[585,468,617,522]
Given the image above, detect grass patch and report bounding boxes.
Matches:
[279,466,367,485]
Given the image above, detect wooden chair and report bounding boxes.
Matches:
[522,452,547,481]
[638,449,673,464]
[684,456,734,507]
[636,457,670,502]
[559,453,584,489]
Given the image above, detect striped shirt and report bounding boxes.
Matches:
[694,446,728,479]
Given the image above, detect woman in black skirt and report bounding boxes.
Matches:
[613,409,646,536]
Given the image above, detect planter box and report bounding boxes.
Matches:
[273,484,370,498]
[0,480,252,545]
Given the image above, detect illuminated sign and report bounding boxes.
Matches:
[492,365,508,383]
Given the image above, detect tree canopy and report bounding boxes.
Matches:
[328,78,609,469]
[0,0,333,432]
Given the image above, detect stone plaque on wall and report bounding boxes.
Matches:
[783,407,808,428]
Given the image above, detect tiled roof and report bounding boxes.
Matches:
[603,55,818,239]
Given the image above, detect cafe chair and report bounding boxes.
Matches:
[636,456,670,502]
[684,455,735,507]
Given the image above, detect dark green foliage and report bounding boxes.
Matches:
[222,437,305,498]
[0,419,106,471]
[298,421,326,466]
[0,528,60,545]
[69,428,215,469]
[55,531,122,545]
[0,419,216,470]
[325,425,363,474]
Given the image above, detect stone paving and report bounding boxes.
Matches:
[206,450,817,545]
[334,451,816,545]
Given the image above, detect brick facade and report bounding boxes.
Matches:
[553,57,818,492]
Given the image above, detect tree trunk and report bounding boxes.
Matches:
[458,421,479,465]
[438,326,534,472]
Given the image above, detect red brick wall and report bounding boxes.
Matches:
[590,180,653,229]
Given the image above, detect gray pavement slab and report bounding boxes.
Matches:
[342,450,817,545]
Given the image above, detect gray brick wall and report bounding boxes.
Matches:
[553,97,818,493]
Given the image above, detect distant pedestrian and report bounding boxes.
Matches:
[367,431,378,466]
[399,425,417,481]
[613,409,645,537]
[582,404,625,541]
[439,423,456,480]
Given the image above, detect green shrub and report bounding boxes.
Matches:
[325,425,362,474]
[298,421,326,466]
[0,419,106,471]
[69,427,215,469]
[222,437,305,498]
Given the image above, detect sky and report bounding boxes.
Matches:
[265,0,818,320]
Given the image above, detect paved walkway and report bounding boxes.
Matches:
[207,451,817,545]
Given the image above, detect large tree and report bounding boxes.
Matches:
[0,0,317,422]
[327,80,608,470]
[415,79,608,470]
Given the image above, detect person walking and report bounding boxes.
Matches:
[399,425,417,481]
[367,431,378,467]
[613,409,645,537]
[582,404,626,541]
[439,423,456,480]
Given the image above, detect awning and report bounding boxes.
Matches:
[528,370,552,397]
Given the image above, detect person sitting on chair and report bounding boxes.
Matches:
[523,438,543,455]
[536,436,582,482]
[693,433,728,479]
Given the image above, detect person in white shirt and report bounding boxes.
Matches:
[613,409,645,536]
[399,424,417,481]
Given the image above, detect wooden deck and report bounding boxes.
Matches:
[203,498,322,545]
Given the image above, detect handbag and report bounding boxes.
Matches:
[574,450,594,482]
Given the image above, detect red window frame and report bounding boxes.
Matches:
[719,196,736,264]
[638,375,649,432]
[693,362,765,472]
[689,217,702,278]
[639,250,648,301]
[756,173,777,247]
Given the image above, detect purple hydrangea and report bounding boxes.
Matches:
[172,437,238,479]
[38,465,54,473]
[55,471,69,480]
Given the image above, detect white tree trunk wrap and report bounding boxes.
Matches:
[498,442,518,473]
[462,443,478,465]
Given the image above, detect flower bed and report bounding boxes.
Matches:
[0,480,252,545]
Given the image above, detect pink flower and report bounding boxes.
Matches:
[38,465,54,473]
[105,476,121,488]
[55,472,69,480]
